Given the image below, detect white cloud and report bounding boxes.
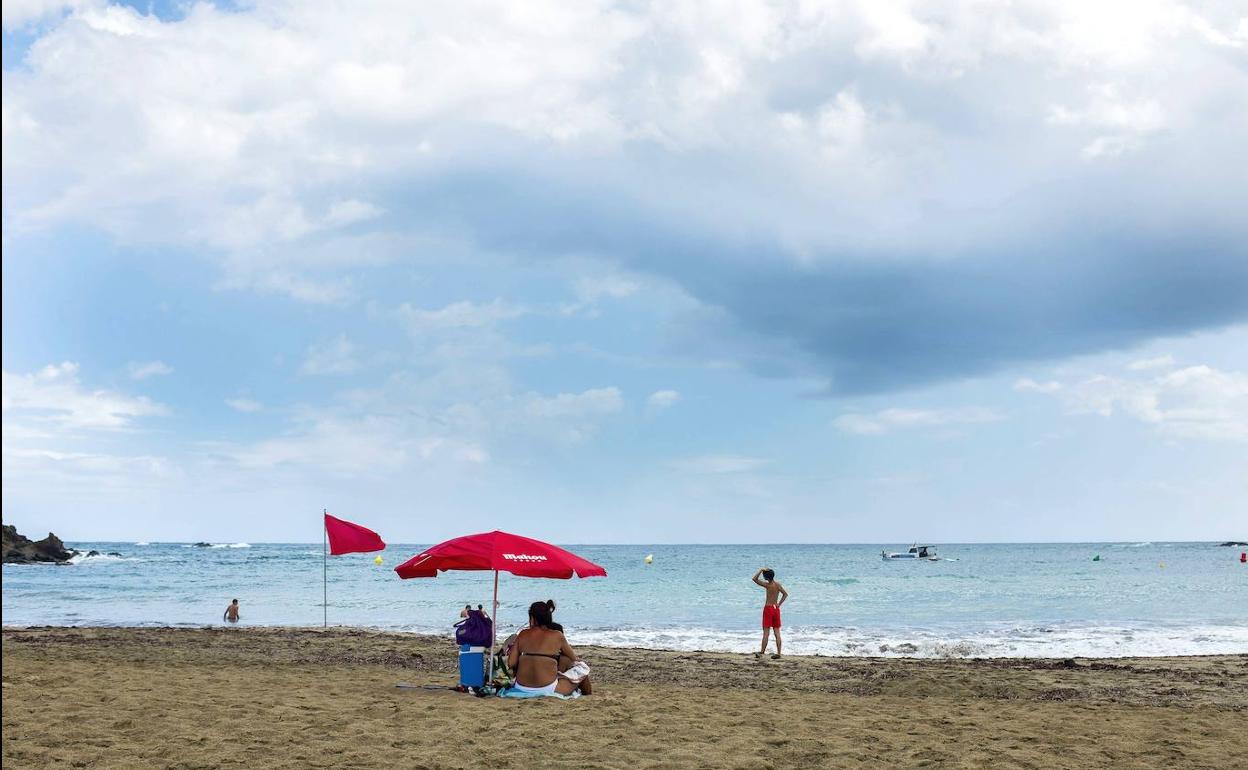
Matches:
[2,361,168,431]
[325,199,383,228]
[1014,378,1063,394]
[833,407,1004,435]
[815,90,868,154]
[1,445,182,494]
[557,265,650,317]
[398,300,528,333]
[476,384,628,444]
[570,273,641,306]
[225,397,262,413]
[670,454,771,474]
[1042,364,1248,442]
[1048,83,1166,160]
[214,385,626,475]
[853,0,932,61]
[2,362,174,502]
[220,414,486,476]
[1128,354,1176,371]
[5,0,1243,305]
[127,360,172,380]
[299,334,359,376]
[646,389,681,410]
[521,386,623,419]
[1,0,96,30]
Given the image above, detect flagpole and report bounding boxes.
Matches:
[323,509,328,629]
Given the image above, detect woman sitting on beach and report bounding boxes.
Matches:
[506,600,589,696]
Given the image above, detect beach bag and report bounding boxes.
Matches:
[454,609,493,647]
[491,648,514,688]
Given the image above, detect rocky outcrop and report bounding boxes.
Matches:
[192,542,212,548]
[1217,541,1248,547]
[2,524,79,564]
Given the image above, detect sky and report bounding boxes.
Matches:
[2,0,1246,544]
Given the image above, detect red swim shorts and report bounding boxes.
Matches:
[762,605,782,629]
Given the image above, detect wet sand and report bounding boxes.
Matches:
[3,627,1245,769]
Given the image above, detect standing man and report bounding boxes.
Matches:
[752,567,788,659]
[223,598,240,624]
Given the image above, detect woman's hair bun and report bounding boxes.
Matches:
[546,599,557,611]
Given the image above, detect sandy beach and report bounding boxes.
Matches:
[2,627,1245,769]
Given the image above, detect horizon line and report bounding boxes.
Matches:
[48,538,1245,547]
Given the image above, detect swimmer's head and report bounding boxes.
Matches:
[762,569,775,582]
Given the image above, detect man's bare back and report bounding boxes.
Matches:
[760,580,784,606]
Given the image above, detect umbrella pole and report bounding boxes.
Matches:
[488,569,499,687]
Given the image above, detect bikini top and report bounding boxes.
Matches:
[517,629,563,663]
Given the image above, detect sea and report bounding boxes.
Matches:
[3,541,1246,659]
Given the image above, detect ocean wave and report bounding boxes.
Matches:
[135,541,150,546]
[67,553,133,565]
[563,623,1248,659]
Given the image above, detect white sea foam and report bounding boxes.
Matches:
[135,541,150,546]
[563,623,1248,659]
[373,620,1248,659]
[67,552,132,565]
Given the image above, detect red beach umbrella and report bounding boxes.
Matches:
[394,530,607,676]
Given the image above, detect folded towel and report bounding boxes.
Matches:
[558,660,591,684]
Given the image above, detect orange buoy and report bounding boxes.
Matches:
[1240,551,1246,563]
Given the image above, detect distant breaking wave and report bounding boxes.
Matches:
[67,553,133,565]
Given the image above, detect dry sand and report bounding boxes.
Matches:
[3,627,1245,769]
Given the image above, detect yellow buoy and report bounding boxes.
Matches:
[644,554,653,565]
[374,555,384,566]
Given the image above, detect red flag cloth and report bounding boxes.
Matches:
[324,513,386,555]
[394,530,606,580]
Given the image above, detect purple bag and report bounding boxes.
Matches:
[455,609,493,646]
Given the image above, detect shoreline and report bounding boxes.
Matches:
[7,622,1245,662]
[5,622,1247,661]
[4,627,1245,768]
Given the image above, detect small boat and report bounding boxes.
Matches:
[881,544,939,561]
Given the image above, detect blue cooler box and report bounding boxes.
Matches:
[459,644,485,688]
